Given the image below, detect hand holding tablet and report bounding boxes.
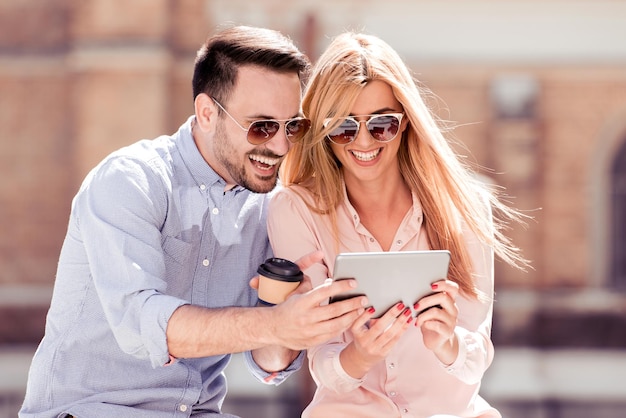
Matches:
[330,250,451,318]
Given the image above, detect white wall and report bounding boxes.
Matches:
[207,0,626,64]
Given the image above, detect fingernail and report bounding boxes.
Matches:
[397,302,405,310]
[413,302,419,309]
[431,283,438,290]
[403,308,411,317]
[407,316,414,324]
[367,306,375,314]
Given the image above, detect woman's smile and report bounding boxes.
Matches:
[350,148,382,162]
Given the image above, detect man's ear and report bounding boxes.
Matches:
[194,93,216,132]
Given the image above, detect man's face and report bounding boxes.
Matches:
[206,66,303,193]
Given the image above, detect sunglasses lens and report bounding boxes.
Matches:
[367,115,401,142]
[247,121,281,145]
[327,119,359,144]
[285,118,311,143]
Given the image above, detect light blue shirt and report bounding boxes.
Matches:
[20,116,303,418]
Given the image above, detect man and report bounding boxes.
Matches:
[20,26,366,418]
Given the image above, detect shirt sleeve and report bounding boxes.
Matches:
[241,350,306,386]
[74,154,188,368]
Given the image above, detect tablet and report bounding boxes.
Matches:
[330,250,451,317]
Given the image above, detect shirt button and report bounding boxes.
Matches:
[179,404,188,412]
[212,208,219,215]
[390,391,397,397]
[388,363,395,369]
[202,259,210,267]
[396,240,402,245]
[200,184,206,190]
[369,237,374,242]
[403,408,409,413]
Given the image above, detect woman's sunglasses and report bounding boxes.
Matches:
[323,113,404,145]
[212,98,311,146]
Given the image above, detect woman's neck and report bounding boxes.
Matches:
[344,170,413,250]
[344,169,410,214]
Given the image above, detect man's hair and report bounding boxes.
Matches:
[192,25,310,103]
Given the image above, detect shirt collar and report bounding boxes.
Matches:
[176,115,245,193]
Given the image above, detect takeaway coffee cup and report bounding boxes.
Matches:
[257,257,304,306]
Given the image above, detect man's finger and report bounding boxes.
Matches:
[295,250,324,271]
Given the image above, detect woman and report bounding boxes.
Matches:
[267,32,528,418]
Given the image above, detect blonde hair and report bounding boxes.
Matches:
[281,32,528,298]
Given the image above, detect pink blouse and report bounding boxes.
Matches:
[267,184,500,418]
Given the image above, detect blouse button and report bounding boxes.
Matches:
[369,237,374,242]
[403,408,409,413]
[199,184,206,191]
[212,207,219,215]
[390,391,397,397]
[396,240,402,245]
[202,259,210,267]
[179,404,188,412]
[388,363,395,369]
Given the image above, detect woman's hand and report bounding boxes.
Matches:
[339,302,413,379]
[414,279,460,365]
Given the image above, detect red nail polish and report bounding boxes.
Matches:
[431,283,438,290]
[407,315,414,324]
[403,308,411,316]
[367,307,375,314]
[413,302,419,309]
[397,302,405,310]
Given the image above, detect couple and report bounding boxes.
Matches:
[20,25,526,418]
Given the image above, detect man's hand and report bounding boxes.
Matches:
[251,250,367,372]
[270,277,367,350]
[263,250,368,350]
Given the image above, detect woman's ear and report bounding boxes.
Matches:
[400,113,410,134]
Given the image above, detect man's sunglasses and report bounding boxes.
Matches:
[323,113,404,145]
[212,98,311,146]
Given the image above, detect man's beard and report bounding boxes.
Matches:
[215,122,281,193]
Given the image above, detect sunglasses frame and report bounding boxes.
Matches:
[323,113,405,145]
[212,97,311,145]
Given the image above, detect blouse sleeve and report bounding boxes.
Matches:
[267,188,328,286]
[441,207,497,385]
[267,188,360,392]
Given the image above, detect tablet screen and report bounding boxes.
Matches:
[330,250,451,317]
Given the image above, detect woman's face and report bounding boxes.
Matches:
[328,80,407,185]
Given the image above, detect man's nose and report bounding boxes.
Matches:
[264,125,291,155]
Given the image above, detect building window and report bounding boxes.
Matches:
[611,138,626,289]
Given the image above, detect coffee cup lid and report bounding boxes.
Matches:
[257,258,303,282]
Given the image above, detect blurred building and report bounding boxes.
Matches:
[1,1,625,417]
